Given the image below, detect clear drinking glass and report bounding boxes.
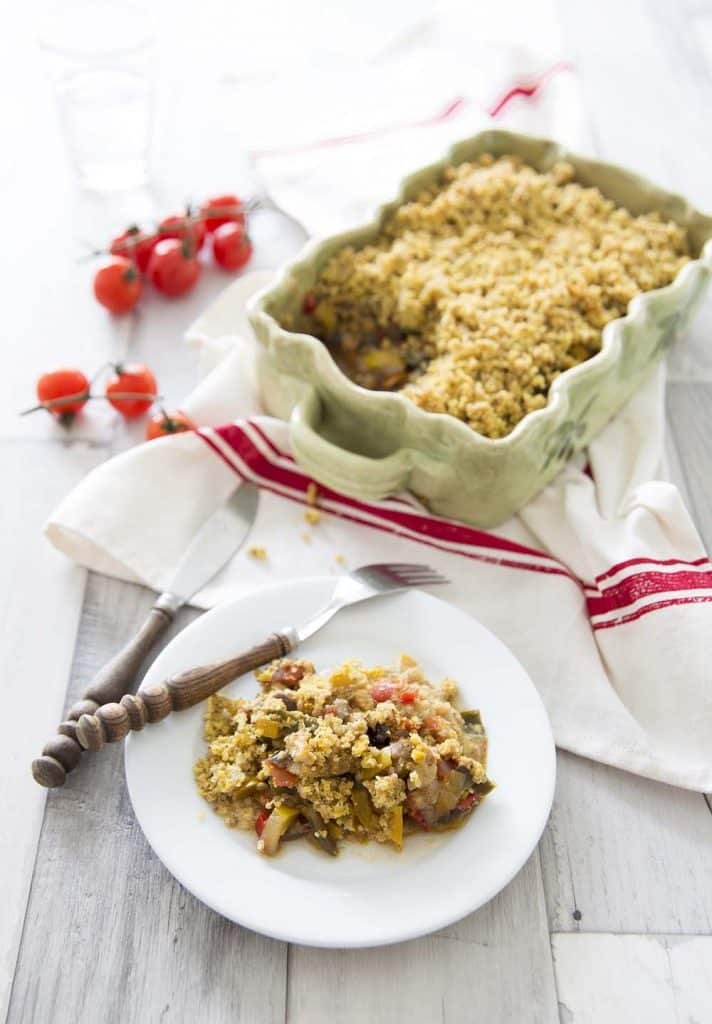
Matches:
[38,2,156,191]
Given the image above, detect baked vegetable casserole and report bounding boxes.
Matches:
[194,656,493,856]
[297,155,690,439]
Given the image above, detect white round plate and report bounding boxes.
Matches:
[126,578,555,947]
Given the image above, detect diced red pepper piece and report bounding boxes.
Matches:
[302,291,317,314]
[408,806,431,832]
[456,792,481,814]
[255,809,270,837]
[399,687,418,705]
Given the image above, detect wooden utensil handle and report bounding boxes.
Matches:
[75,632,294,751]
[32,605,175,788]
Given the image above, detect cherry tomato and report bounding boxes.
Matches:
[158,213,206,253]
[36,368,90,419]
[145,409,195,441]
[110,225,157,273]
[147,239,201,297]
[106,363,157,418]
[255,810,270,837]
[212,223,252,271]
[371,682,396,703]
[200,192,245,233]
[93,257,142,314]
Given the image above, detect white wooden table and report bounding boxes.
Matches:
[3,2,712,1021]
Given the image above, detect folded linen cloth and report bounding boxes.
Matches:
[47,267,712,792]
[228,3,588,234]
[46,55,712,791]
[250,58,587,236]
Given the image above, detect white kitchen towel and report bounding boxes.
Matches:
[46,268,712,793]
[229,1,588,234]
[250,60,586,236]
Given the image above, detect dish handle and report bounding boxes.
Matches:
[290,393,412,499]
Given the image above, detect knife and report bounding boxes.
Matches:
[32,484,259,788]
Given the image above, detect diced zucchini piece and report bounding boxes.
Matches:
[352,788,379,831]
[258,805,300,856]
[253,717,282,739]
[389,806,403,849]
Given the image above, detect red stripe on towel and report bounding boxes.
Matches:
[487,61,574,117]
[251,63,574,159]
[594,555,710,586]
[198,422,574,581]
[586,569,712,618]
[592,594,712,630]
[199,422,712,629]
[251,96,467,159]
[221,422,566,562]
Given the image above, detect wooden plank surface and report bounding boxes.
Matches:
[541,752,712,935]
[7,574,288,1024]
[0,440,103,1021]
[289,853,558,1023]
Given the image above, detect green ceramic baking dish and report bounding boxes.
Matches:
[248,129,712,527]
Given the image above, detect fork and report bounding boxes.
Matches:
[75,563,448,752]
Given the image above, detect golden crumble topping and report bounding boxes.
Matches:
[297,155,689,439]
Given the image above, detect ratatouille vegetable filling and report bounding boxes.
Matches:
[194,656,494,856]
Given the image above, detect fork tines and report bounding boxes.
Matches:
[376,563,449,586]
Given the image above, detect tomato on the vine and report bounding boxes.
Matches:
[145,409,195,441]
[106,363,157,418]
[110,226,157,273]
[93,257,142,314]
[36,368,90,419]
[212,223,252,271]
[158,213,206,252]
[147,239,201,297]
[200,193,245,233]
